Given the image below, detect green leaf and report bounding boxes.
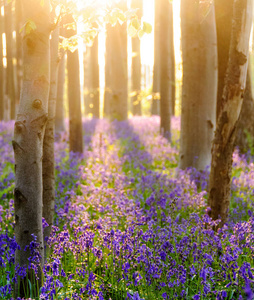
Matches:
[131,18,140,30]
[138,29,144,39]
[142,21,152,34]
[127,23,137,37]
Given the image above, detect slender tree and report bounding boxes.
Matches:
[235,65,254,153]
[12,0,50,295]
[66,15,83,153]
[151,0,160,115]
[15,0,23,102]
[179,0,217,171]
[131,0,142,116]
[43,25,59,246]
[107,1,128,121]
[208,0,253,225]
[5,0,16,119]
[55,48,66,133]
[84,35,100,118]
[159,0,172,141]
[169,1,176,116]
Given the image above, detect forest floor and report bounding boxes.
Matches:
[1,117,254,300]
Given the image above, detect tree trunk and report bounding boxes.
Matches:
[5,0,16,119]
[84,36,100,118]
[0,0,4,120]
[131,0,142,116]
[169,2,176,116]
[12,0,50,296]
[159,0,172,141]
[179,0,217,171]
[208,0,253,225]
[151,0,160,116]
[104,24,113,118]
[235,65,254,153]
[67,16,83,153]
[214,0,234,119]
[15,0,23,104]
[55,48,65,133]
[43,27,59,249]
[108,1,128,121]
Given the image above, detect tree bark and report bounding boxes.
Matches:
[15,0,23,104]
[55,49,65,133]
[169,2,176,116]
[84,35,100,118]
[12,0,50,296]
[67,16,83,153]
[235,65,254,153]
[179,0,217,171]
[108,1,128,121]
[214,0,234,119]
[43,27,59,248]
[151,0,160,116]
[131,0,142,116]
[5,0,16,119]
[208,0,253,225]
[159,0,172,141]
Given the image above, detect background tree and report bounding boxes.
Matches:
[83,35,100,118]
[179,0,217,171]
[15,0,23,102]
[159,0,172,141]
[169,1,175,116]
[131,0,142,116]
[12,0,50,295]
[208,0,253,225]
[55,48,66,134]
[107,1,128,121]
[43,24,59,246]
[66,15,83,153]
[151,0,160,116]
[5,0,16,120]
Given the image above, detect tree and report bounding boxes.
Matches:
[214,0,234,119]
[5,0,16,119]
[179,0,217,171]
[12,0,50,295]
[169,1,176,116]
[55,48,66,134]
[131,0,142,116]
[159,0,173,141]
[235,65,254,153]
[208,0,253,225]
[15,0,23,103]
[66,15,83,153]
[43,25,59,246]
[84,35,100,118]
[106,1,128,121]
[151,0,160,116]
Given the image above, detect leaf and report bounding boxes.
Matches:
[142,21,152,34]
[40,0,44,6]
[20,19,37,35]
[131,18,140,30]
[138,29,144,39]
[127,23,137,37]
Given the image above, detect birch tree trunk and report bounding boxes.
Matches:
[159,0,172,141]
[179,0,217,171]
[151,0,160,116]
[208,0,253,225]
[12,0,50,296]
[67,16,83,153]
[131,0,142,116]
[55,48,65,133]
[43,27,59,247]
[169,2,176,116]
